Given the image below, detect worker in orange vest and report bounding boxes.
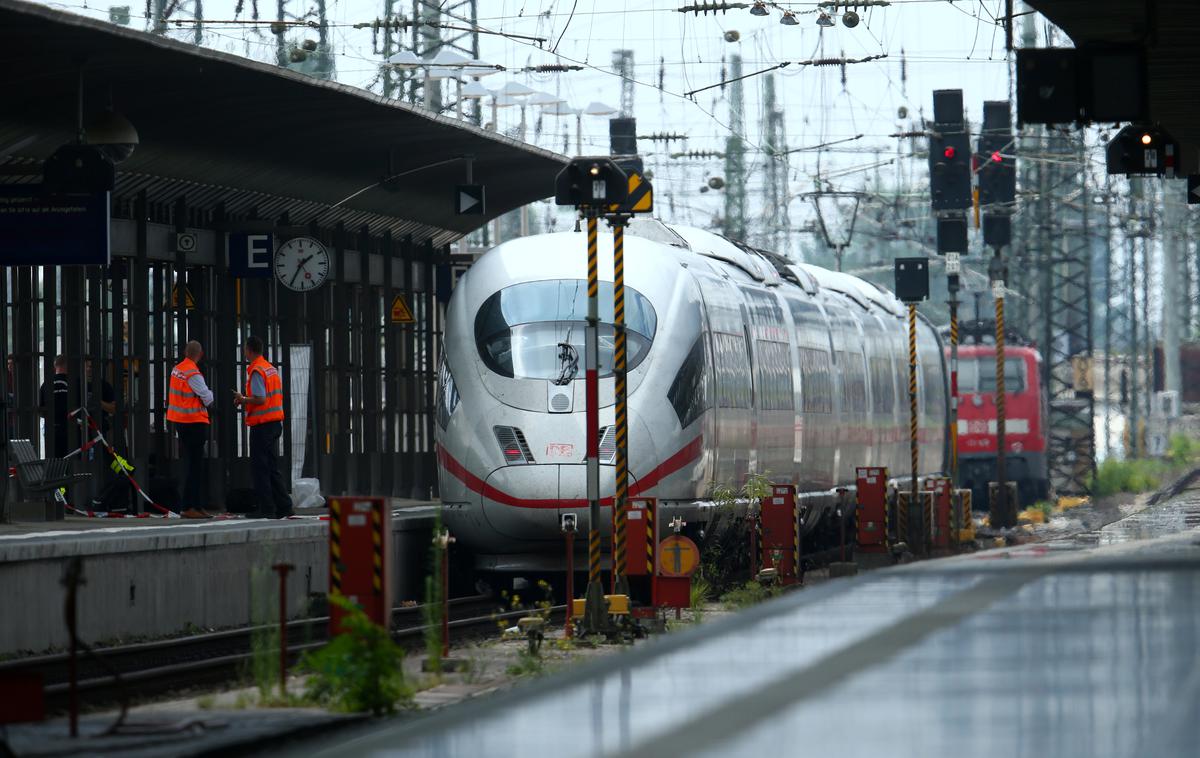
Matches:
[166,340,214,518]
[233,335,292,519]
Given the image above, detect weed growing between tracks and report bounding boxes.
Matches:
[719,580,781,609]
[1094,434,1200,497]
[300,594,413,715]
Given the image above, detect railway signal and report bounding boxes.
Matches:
[977,101,1015,248]
[895,257,928,555]
[928,90,971,212]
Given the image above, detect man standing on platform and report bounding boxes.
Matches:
[233,335,292,519]
[167,340,214,518]
[38,355,70,458]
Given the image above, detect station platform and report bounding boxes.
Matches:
[0,500,440,655]
[318,491,1200,758]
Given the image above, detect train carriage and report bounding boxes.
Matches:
[436,219,948,572]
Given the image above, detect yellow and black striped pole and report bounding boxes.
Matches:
[993,272,1012,526]
[612,219,630,595]
[907,302,920,554]
[582,214,607,635]
[329,498,343,596]
[371,505,383,593]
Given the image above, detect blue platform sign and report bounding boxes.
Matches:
[228,232,274,278]
[0,187,110,265]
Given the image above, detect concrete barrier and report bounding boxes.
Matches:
[0,509,438,655]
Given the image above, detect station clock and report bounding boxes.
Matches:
[274,236,330,292]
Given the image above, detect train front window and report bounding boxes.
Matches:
[474,280,657,380]
[957,357,1026,394]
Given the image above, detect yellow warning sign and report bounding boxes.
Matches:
[658,535,699,577]
[390,294,415,324]
[165,284,196,310]
[608,172,653,215]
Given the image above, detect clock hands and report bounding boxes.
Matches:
[290,254,315,288]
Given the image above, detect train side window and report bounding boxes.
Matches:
[798,346,833,414]
[668,336,709,428]
[869,356,895,412]
[755,340,794,411]
[965,357,1026,393]
[436,357,460,430]
[712,332,752,409]
[838,350,867,413]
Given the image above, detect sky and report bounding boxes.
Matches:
[42,0,1056,264]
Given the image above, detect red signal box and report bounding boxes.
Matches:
[328,497,391,634]
[855,467,889,553]
[759,484,800,585]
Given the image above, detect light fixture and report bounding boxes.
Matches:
[498,81,534,97]
[749,1,769,16]
[430,49,469,66]
[461,81,490,99]
[816,11,835,26]
[86,108,139,163]
[542,101,579,116]
[386,50,422,68]
[842,10,859,27]
[943,146,956,159]
[584,101,618,116]
[1140,132,1153,145]
[527,91,565,106]
[780,10,798,25]
[463,59,502,77]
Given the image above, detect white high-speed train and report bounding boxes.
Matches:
[436,219,948,573]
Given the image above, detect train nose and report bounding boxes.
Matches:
[479,464,640,541]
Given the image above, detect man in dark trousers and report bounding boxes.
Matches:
[167,341,214,518]
[233,336,292,519]
[38,355,70,458]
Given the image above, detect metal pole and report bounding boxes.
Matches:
[612,218,629,597]
[273,562,293,697]
[991,251,1014,527]
[946,254,961,486]
[1129,180,1141,457]
[441,534,450,658]
[564,528,575,639]
[1103,179,1113,460]
[0,266,9,523]
[582,215,606,635]
[907,302,919,553]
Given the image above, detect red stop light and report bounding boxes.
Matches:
[943,147,956,159]
[991,150,1002,162]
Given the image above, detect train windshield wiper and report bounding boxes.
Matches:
[552,341,579,386]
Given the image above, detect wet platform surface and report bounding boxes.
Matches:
[316,489,1200,758]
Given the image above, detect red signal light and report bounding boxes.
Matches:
[943,147,956,159]
[991,151,1002,163]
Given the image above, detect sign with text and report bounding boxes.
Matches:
[228,232,274,278]
[0,187,110,265]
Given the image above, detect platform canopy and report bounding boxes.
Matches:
[1025,0,1200,172]
[0,0,567,247]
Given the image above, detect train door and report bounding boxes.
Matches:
[785,295,836,490]
[740,286,794,481]
[691,271,752,487]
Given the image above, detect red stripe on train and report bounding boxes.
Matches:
[437,435,704,510]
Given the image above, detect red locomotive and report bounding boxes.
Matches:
[950,324,1050,509]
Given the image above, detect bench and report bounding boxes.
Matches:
[7,439,91,495]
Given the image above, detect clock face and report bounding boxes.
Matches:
[274,237,330,292]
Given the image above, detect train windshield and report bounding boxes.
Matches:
[957,357,1026,393]
[474,280,658,381]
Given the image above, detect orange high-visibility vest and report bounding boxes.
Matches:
[166,358,210,424]
[244,355,284,426]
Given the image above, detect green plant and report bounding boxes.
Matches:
[300,594,412,715]
[1093,457,1167,497]
[719,580,781,610]
[741,472,774,501]
[424,514,447,675]
[689,574,712,623]
[196,694,216,710]
[246,561,280,702]
[1167,434,1200,467]
[506,649,545,678]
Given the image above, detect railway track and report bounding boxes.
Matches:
[0,595,564,712]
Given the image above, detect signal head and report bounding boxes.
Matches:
[943,146,956,159]
[991,150,1003,162]
[1140,132,1153,146]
